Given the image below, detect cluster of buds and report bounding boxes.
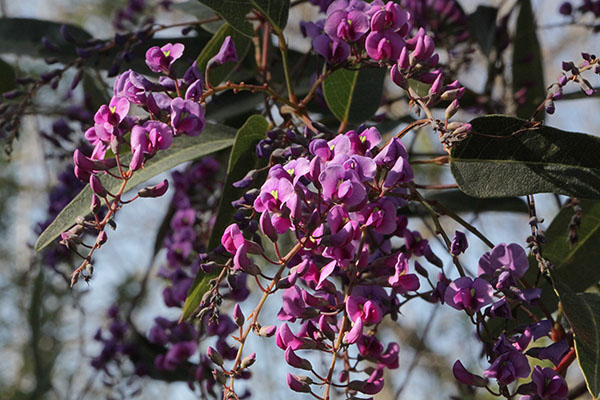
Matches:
[544,52,599,115]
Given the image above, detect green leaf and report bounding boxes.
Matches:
[512,0,545,119]
[195,0,254,37]
[196,23,252,86]
[182,115,268,321]
[323,67,386,125]
[467,6,498,57]
[250,0,290,32]
[450,115,600,199]
[82,70,110,111]
[170,1,224,33]
[411,190,528,215]
[551,278,600,399]
[0,18,91,58]
[34,123,236,253]
[0,58,16,93]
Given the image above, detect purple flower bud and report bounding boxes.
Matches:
[429,73,444,96]
[207,346,223,366]
[450,231,468,255]
[259,211,279,242]
[559,2,572,15]
[208,36,238,67]
[452,360,488,387]
[97,230,108,246]
[91,194,101,214]
[284,348,313,370]
[258,325,276,337]
[89,175,107,197]
[390,64,408,88]
[138,179,169,198]
[286,373,311,393]
[233,304,245,327]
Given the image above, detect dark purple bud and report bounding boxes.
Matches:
[138,179,169,198]
[452,360,488,387]
[545,99,555,114]
[233,169,257,188]
[450,231,468,255]
[579,78,595,95]
[73,148,95,170]
[561,61,574,71]
[445,99,460,120]
[212,368,227,385]
[129,145,144,171]
[76,47,93,58]
[3,89,22,99]
[89,175,107,197]
[559,2,572,15]
[233,304,245,327]
[60,24,75,42]
[107,63,121,77]
[259,212,278,242]
[41,36,59,52]
[70,69,84,90]
[207,346,224,366]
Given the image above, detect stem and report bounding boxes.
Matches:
[275,30,297,103]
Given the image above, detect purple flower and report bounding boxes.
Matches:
[313,35,350,64]
[521,366,568,400]
[365,30,405,61]
[145,42,185,74]
[346,295,383,325]
[452,360,488,387]
[369,2,409,32]
[383,155,413,187]
[478,242,529,290]
[484,338,530,385]
[444,276,494,314]
[89,96,130,144]
[388,253,420,293]
[170,97,205,136]
[208,36,238,67]
[161,341,197,370]
[324,9,370,42]
[319,166,366,206]
[130,120,173,154]
[450,231,468,255]
[373,137,408,167]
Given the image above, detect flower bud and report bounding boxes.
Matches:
[129,145,144,171]
[138,179,169,198]
[89,175,107,197]
[240,352,256,369]
[207,346,224,366]
[452,360,488,387]
[257,325,276,337]
[284,348,312,371]
[286,373,312,393]
[259,212,278,242]
[96,231,108,246]
[233,304,245,327]
[212,368,227,385]
[445,99,460,120]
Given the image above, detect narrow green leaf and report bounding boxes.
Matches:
[250,0,290,32]
[323,67,386,125]
[450,115,600,199]
[0,58,15,93]
[196,23,252,86]
[551,278,600,399]
[512,0,545,119]
[34,123,236,253]
[182,115,268,321]
[195,0,254,37]
[467,6,498,57]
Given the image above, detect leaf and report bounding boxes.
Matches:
[250,0,290,32]
[170,1,224,33]
[467,6,498,57]
[82,70,110,111]
[551,278,600,399]
[450,115,600,199]
[0,58,16,93]
[182,115,269,321]
[196,23,252,86]
[323,67,386,125]
[512,0,545,119]
[0,18,91,58]
[34,123,236,253]
[195,0,254,37]
[415,190,528,215]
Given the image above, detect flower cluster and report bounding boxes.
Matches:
[448,243,572,397]
[559,0,600,32]
[214,126,454,397]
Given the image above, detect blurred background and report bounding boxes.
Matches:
[0,0,598,399]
